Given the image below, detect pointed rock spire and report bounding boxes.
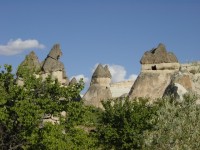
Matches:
[48,44,62,60]
[17,51,41,76]
[92,64,106,78]
[69,77,77,85]
[104,65,112,78]
[42,44,65,72]
[41,44,69,85]
[92,64,112,79]
[83,63,112,109]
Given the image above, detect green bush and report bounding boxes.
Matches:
[143,95,200,150]
[96,98,157,150]
[0,64,97,149]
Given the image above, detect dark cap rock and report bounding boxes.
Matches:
[104,65,112,78]
[92,64,112,78]
[42,44,65,72]
[140,43,178,64]
[48,44,62,60]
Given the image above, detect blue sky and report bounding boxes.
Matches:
[0,0,200,85]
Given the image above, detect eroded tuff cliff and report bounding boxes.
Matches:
[83,64,112,108]
[129,43,180,101]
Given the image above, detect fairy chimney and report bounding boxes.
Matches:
[41,44,69,85]
[129,43,180,101]
[16,51,41,86]
[83,64,112,108]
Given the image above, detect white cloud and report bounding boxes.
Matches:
[108,65,127,82]
[128,74,138,81]
[0,38,45,56]
[91,64,138,83]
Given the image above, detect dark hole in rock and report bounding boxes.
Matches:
[152,65,157,70]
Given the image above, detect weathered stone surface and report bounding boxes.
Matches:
[164,83,188,102]
[17,51,41,75]
[110,80,135,98]
[91,64,112,86]
[83,64,112,108]
[41,44,69,85]
[163,63,200,101]
[128,71,175,100]
[104,65,112,78]
[48,44,62,59]
[42,44,65,72]
[141,63,180,71]
[171,72,193,91]
[92,64,110,78]
[140,43,178,64]
[84,85,112,108]
[129,43,180,101]
[69,77,77,85]
[180,62,200,96]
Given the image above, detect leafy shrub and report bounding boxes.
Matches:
[143,94,200,150]
[96,98,157,150]
[0,64,98,149]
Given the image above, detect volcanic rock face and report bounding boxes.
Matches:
[164,62,200,101]
[83,64,112,108]
[110,80,135,98]
[140,43,178,64]
[41,44,69,85]
[17,44,69,86]
[17,51,41,75]
[129,43,180,101]
[16,51,41,86]
[69,77,77,85]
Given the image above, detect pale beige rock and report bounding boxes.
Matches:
[141,63,180,71]
[129,43,180,101]
[91,77,111,87]
[129,71,176,100]
[180,63,200,95]
[83,64,112,108]
[42,115,60,125]
[110,80,135,98]
[16,77,24,86]
[84,85,112,108]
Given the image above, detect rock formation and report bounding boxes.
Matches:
[140,43,178,64]
[129,43,180,100]
[17,51,41,75]
[17,44,69,86]
[41,44,69,85]
[83,64,112,108]
[164,62,200,101]
[69,77,77,85]
[110,80,135,98]
[16,51,41,86]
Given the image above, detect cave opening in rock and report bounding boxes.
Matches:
[152,65,157,70]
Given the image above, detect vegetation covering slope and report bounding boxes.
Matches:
[0,64,200,149]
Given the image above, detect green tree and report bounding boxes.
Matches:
[0,64,97,149]
[96,98,157,150]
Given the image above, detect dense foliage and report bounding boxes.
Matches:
[96,98,157,149]
[0,64,96,149]
[1,64,200,149]
[143,95,200,150]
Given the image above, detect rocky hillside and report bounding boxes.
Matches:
[17,43,200,107]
